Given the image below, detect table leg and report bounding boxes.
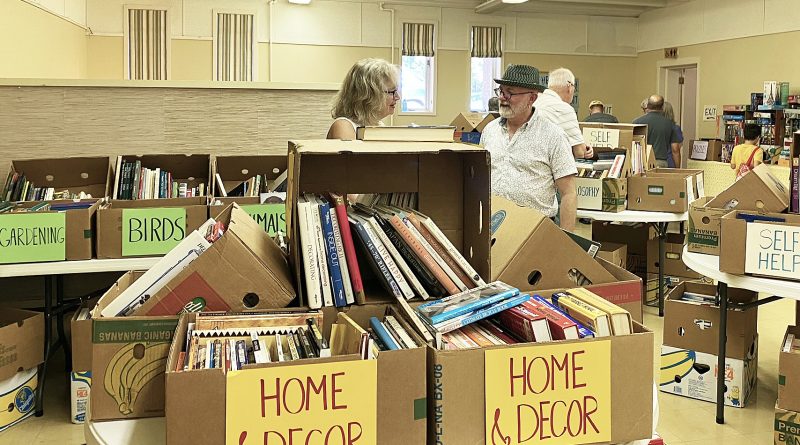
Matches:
[35,275,55,417]
[657,222,667,317]
[56,275,71,374]
[716,281,729,424]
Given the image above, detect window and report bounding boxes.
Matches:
[213,11,257,81]
[124,6,169,80]
[469,26,503,112]
[401,23,436,114]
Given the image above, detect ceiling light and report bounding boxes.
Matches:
[288,0,311,4]
[501,0,529,3]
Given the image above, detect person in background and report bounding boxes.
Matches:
[662,101,684,168]
[583,100,619,123]
[633,95,681,168]
[533,67,592,159]
[488,96,500,113]
[640,98,648,115]
[480,64,578,231]
[327,58,400,140]
[730,123,764,180]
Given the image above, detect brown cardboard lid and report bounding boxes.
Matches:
[289,139,485,155]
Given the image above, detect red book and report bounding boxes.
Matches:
[328,193,365,304]
[498,305,552,342]
[477,319,518,344]
[523,299,579,341]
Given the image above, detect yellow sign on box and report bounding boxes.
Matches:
[226,359,377,445]
[485,340,612,445]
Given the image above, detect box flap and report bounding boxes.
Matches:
[289,139,485,155]
[0,307,44,381]
[12,156,111,198]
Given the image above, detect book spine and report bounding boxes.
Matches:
[378,216,442,298]
[418,214,487,287]
[388,214,460,295]
[533,295,594,338]
[309,201,334,307]
[319,201,347,307]
[403,217,466,293]
[791,159,799,213]
[365,217,417,300]
[551,293,606,336]
[385,315,417,348]
[410,214,475,290]
[332,196,365,303]
[497,309,536,342]
[350,216,404,300]
[369,317,400,350]
[297,201,323,309]
[427,288,520,325]
[435,294,531,334]
[328,207,355,305]
[297,327,316,358]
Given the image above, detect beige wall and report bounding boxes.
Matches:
[635,30,800,139]
[0,0,87,78]
[87,35,123,79]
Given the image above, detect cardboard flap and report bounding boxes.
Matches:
[213,155,287,195]
[611,330,654,441]
[331,313,368,356]
[290,139,484,155]
[450,112,495,132]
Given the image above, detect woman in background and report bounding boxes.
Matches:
[327,58,400,140]
[663,101,684,168]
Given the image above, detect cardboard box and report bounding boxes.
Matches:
[644,274,711,305]
[0,198,101,263]
[687,196,730,256]
[8,156,112,199]
[647,232,703,279]
[209,195,286,238]
[659,337,758,408]
[0,308,44,381]
[71,303,93,372]
[286,139,490,306]
[592,221,655,279]
[778,326,800,412]
[165,311,427,445]
[128,204,295,315]
[451,113,495,144]
[491,195,616,290]
[96,197,209,259]
[430,324,654,444]
[689,139,724,161]
[627,168,704,213]
[211,154,287,197]
[775,405,800,445]
[597,241,626,269]
[575,176,627,212]
[707,163,790,213]
[580,123,647,150]
[719,211,800,279]
[111,154,211,200]
[663,282,758,359]
[0,367,38,432]
[90,273,178,421]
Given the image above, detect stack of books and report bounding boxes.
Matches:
[113,158,205,200]
[297,193,485,308]
[214,169,287,197]
[2,172,90,202]
[174,312,330,372]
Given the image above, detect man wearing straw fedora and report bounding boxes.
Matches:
[480,64,578,231]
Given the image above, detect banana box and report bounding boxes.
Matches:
[659,337,758,408]
[0,368,37,432]
[70,371,91,424]
[90,316,178,421]
[775,404,800,445]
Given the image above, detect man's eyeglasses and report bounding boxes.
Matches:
[384,89,400,97]
[494,87,535,99]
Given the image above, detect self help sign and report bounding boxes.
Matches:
[226,360,377,445]
[484,341,611,445]
[745,222,800,279]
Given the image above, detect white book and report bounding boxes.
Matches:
[328,207,355,305]
[364,215,429,300]
[286,333,300,360]
[274,334,286,362]
[205,340,213,369]
[297,199,323,309]
[402,216,468,292]
[354,215,414,300]
[154,168,161,199]
[215,173,227,197]
[251,332,270,363]
[112,155,122,199]
[417,213,487,287]
[98,218,217,317]
[385,315,418,348]
[395,297,435,343]
[307,197,333,307]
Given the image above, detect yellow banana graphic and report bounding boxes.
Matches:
[104,342,171,415]
[660,349,696,386]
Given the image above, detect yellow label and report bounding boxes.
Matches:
[226,360,377,445]
[485,340,612,445]
[0,371,37,431]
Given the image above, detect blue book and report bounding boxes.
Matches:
[349,216,403,300]
[417,282,519,325]
[432,293,531,334]
[543,294,595,338]
[319,199,347,307]
[369,317,400,350]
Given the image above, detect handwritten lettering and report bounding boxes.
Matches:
[127,216,185,243]
[260,373,348,418]
[0,226,64,247]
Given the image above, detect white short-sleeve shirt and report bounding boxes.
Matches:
[533,89,584,147]
[480,112,577,217]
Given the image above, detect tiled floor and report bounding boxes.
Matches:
[0,222,793,444]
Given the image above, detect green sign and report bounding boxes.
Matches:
[122,208,187,257]
[241,204,285,236]
[0,213,66,264]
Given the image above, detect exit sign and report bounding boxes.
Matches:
[664,47,678,58]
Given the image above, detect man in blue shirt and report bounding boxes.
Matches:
[633,95,681,168]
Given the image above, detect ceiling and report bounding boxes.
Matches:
[468,0,688,18]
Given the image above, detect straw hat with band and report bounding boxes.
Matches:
[494,64,547,92]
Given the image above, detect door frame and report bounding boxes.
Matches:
[657,57,701,168]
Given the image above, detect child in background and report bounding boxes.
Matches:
[730,123,763,180]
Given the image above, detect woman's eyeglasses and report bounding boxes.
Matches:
[384,89,400,98]
[494,87,534,99]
